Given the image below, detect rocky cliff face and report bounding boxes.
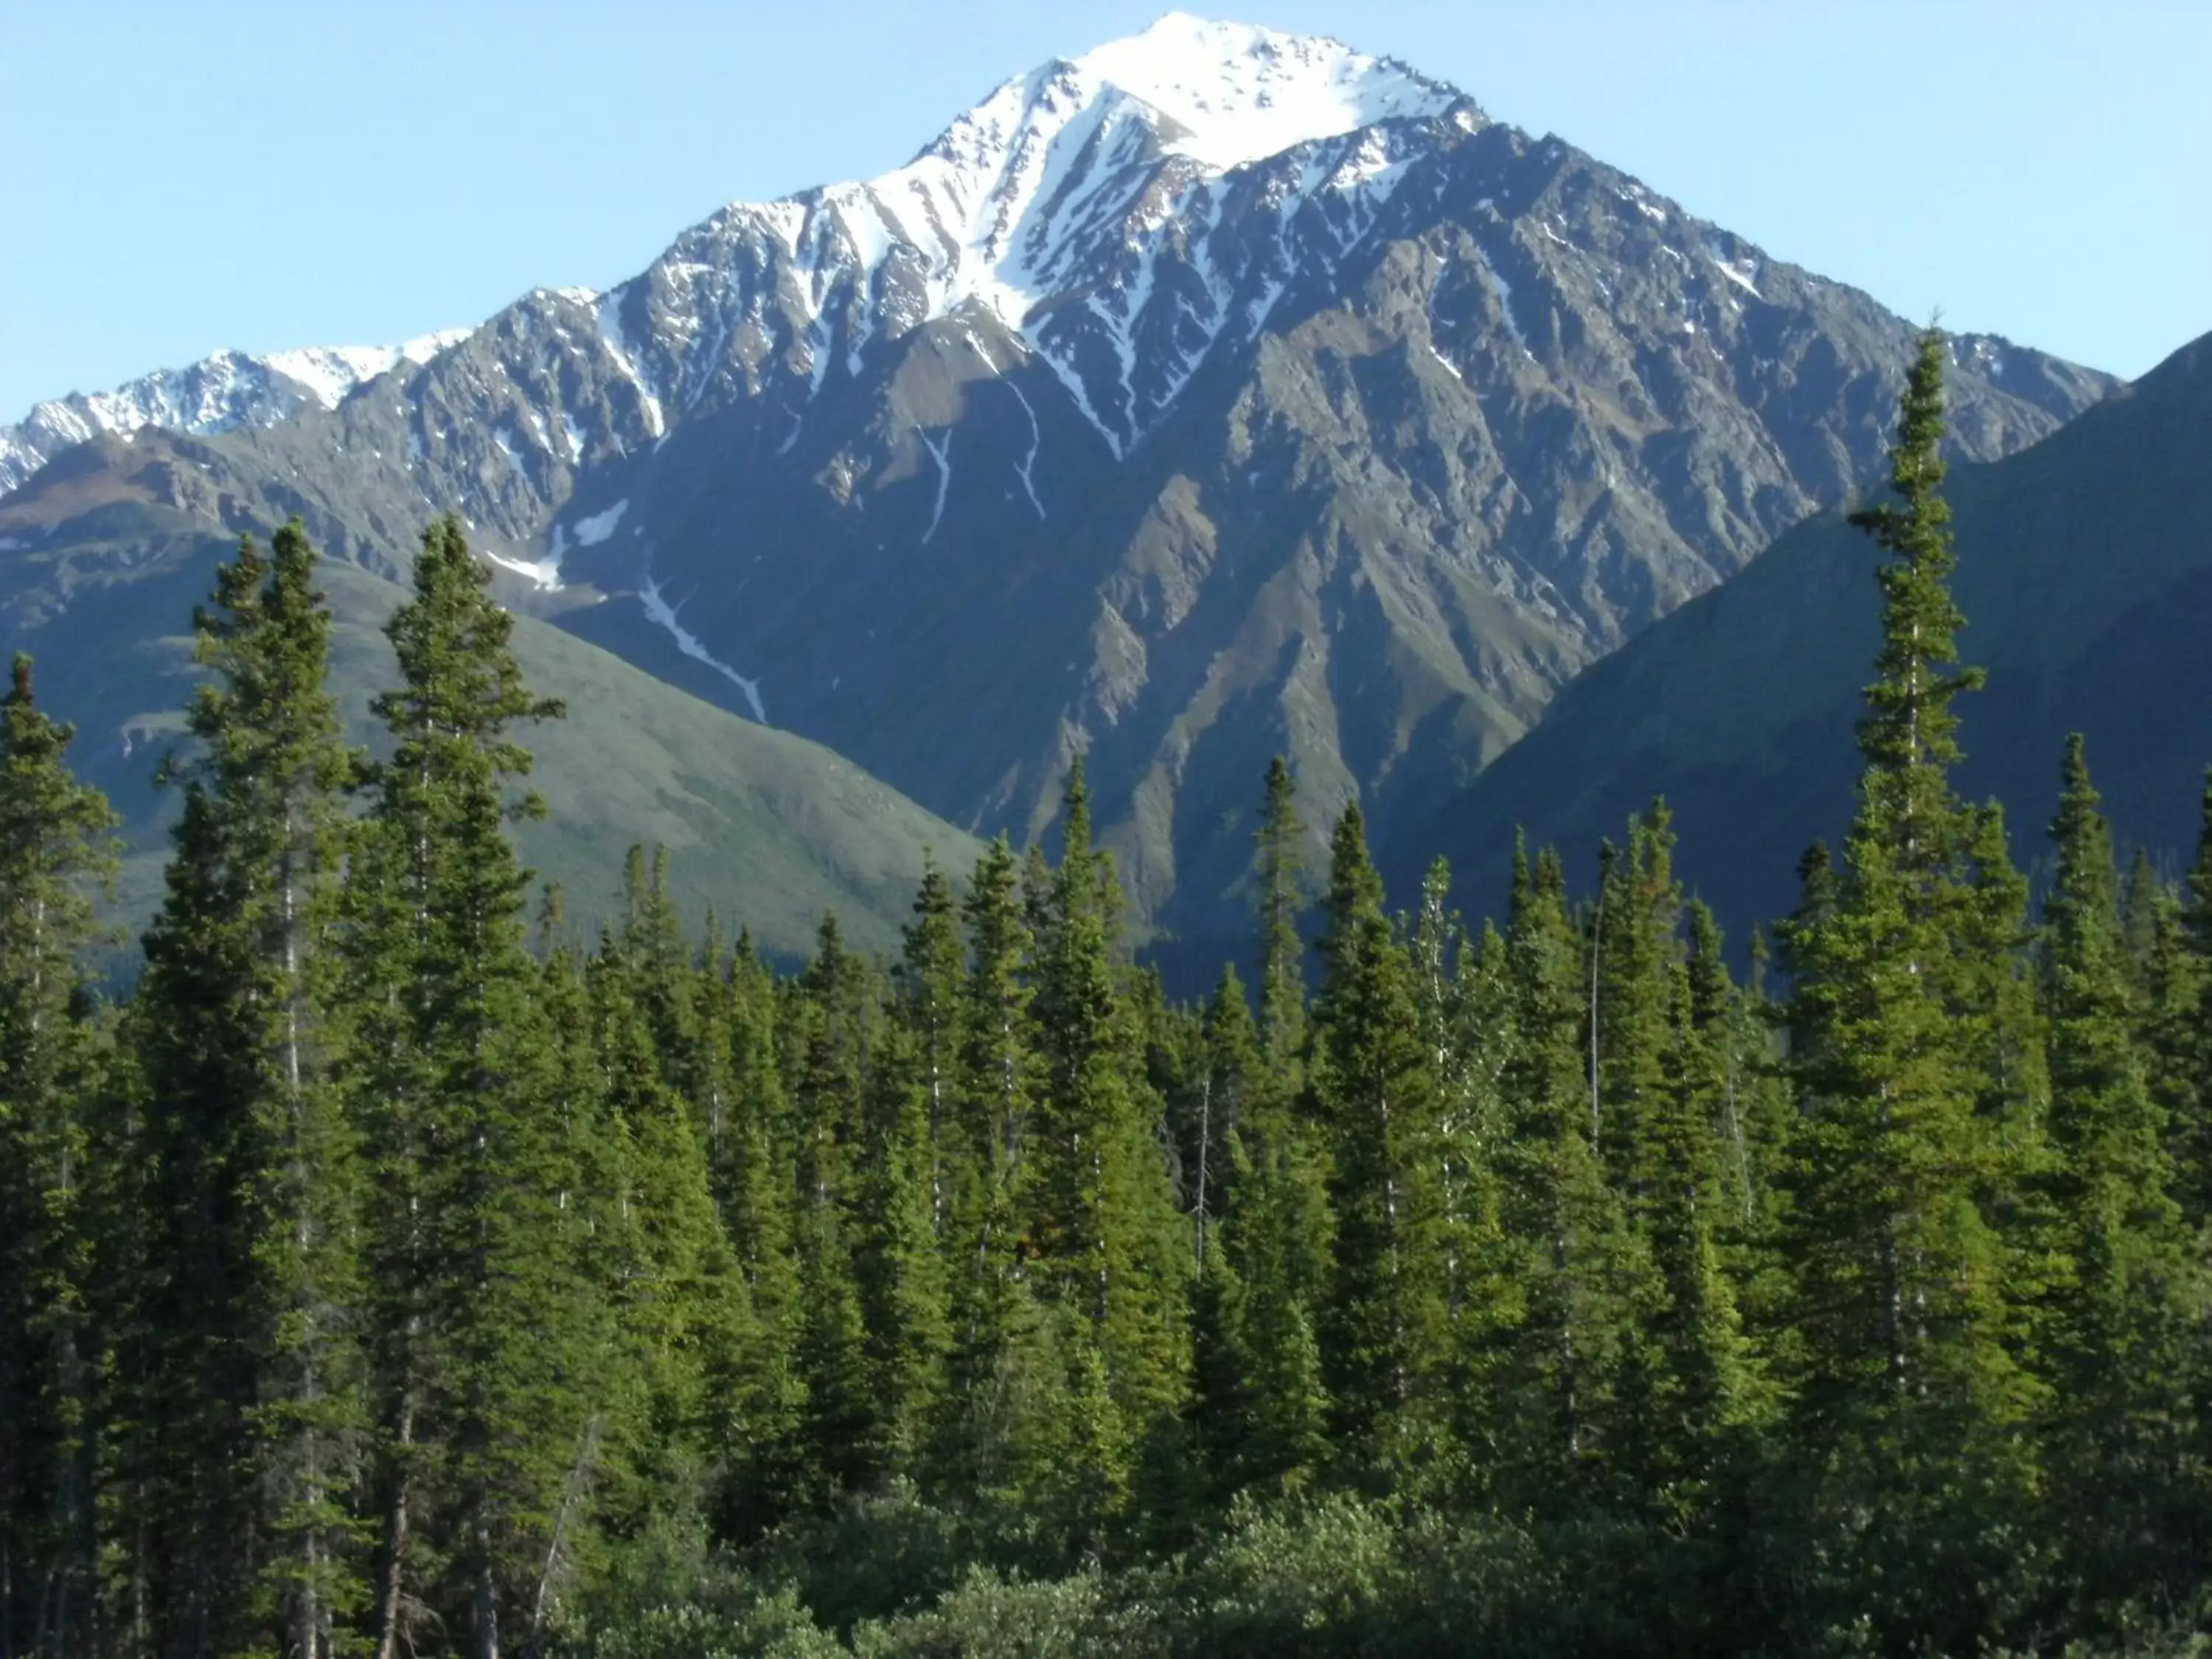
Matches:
[1,14,2117,953]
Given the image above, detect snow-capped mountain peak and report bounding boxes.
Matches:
[1057,13,1454,170]
[593,15,1472,459]
[0,327,473,496]
[262,330,476,412]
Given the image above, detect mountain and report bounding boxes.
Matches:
[1,14,2118,961]
[0,431,978,960]
[0,329,473,497]
[1385,328,2212,939]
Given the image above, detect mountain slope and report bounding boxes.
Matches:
[1,15,2118,959]
[0,434,977,959]
[1383,329,2212,936]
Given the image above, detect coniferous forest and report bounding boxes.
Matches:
[5,333,2212,1658]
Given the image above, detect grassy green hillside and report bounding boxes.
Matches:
[1385,330,2212,934]
[0,463,977,960]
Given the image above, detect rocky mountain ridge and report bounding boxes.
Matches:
[0,329,471,497]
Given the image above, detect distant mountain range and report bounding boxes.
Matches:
[3,13,2146,961]
[0,331,473,498]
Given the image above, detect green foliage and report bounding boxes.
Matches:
[2035,737,2208,1620]
[344,515,594,1658]
[1309,805,1448,1470]
[8,337,2212,1655]
[0,653,116,1659]
[1776,334,2047,1648]
[129,520,372,1658]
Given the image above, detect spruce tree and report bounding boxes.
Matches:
[853,1035,953,1485]
[1626,902,1764,1524]
[896,855,967,1242]
[842,860,966,1486]
[785,919,877,1500]
[2037,735,2203,1613]
[1253,757,1309,1088]
[933,838,1042,1503]
[1778,330,2039,1647]
[0,655,117,1659]
[131,522,369,1659]
[1021,761,1189,1526]
[706,940,807,1539]
[785,909,887,1349]
[1309,804,1447,1470]
[1213,764,1334,1493]
[2120,858,2204,1230]
[2167,774,2212,1223]
[341,515,587,1659]
[1189,968,1254,1274]
[587,945,751,1563]
[1492,844,1649,1511]
[1407,863,1517,1489]
[1180,970,1265,1506]
[613,846,707,1116]
[956,836,1037,1203]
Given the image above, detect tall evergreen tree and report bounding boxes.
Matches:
[1209,764,1333,1495]
[586,944,751,1568]
[1492,844,1649,1511]
[1021,762,1189,1526]
[1187,969,1253,1276]
[2036,735,2204,1613]
[840,859,966,1486]
[1595,806,1688,1208]
[1778,330,2039,1649]
[933,838,1044,1504]
[0,656,116,1659]
[131,523,369,1659]
[706,940,806,1540]
[1309,804,1447,1470]
[2166,774,2212,1224]
[896,855,967,1243]
[1405,866,1520,1499]
[853,1038,954,1486]
[785,919,877,1501]
[1625,902,1765,1524]
[1179,970,1253,1494]
[1253,757,1308,1088]
[341,515,587,1659]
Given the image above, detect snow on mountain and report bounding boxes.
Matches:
[262,331,475,411]
[0,327,472,496]
[1068,13,1452,169]
[594,13,1472,457]
[4,16,1457,497]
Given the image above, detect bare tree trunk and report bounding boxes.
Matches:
[473,1515,498,1659]
[530,1416,601,1641]
[1587,887,1604,1149]
[370,1397,414,1659]
[128,1494,149,1659]
[1194,1074,1212,1272]
[296,1397,323,1659]
[1722,1057,1754,1226]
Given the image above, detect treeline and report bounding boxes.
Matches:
[4,333,2212,1658]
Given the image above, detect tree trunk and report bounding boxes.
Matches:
[370,1397,414,1659]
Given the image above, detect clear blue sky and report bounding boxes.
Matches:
[4,1,2205,417]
